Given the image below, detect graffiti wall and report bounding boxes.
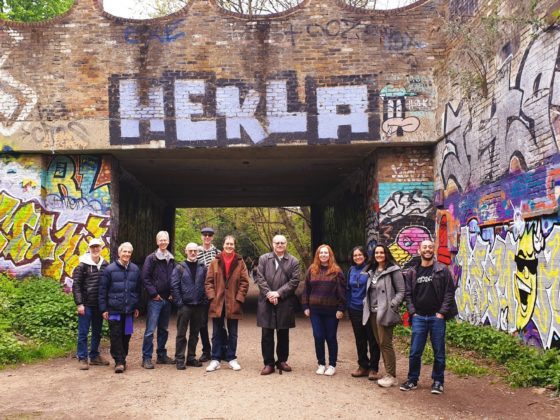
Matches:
[0,154,112,289]
[437,24,560,349]
[367,149,435,265]
[109,71,433,146]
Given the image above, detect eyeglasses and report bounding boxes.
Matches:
[202,234,214,237]
[515,256,537,275]
[187,249,198,253]
[273,242,286,245]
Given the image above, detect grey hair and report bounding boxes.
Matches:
[156,231,169,241]
[118,242,133,253]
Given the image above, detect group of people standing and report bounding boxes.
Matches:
[72,227,457,394]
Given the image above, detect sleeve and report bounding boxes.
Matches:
[254,255,271,296]
[276,258,301,300]
[301,268,311,310]
[336,270,347,312]
[205,261,216,301]
[438,268,456,317]
[72,263,85,306]
[98,267,110,313]
[142,254,158,298]
[171,265,183,307]
[236,260,250,303]
[391,269,406,308]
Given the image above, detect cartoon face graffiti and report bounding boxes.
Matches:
[514,227,538,330]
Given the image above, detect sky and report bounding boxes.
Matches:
[101,0,418,19]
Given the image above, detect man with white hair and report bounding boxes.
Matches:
[171,243,208,370]
[255,234,301,375]
[141,231,176,369]
[99,242,141,373]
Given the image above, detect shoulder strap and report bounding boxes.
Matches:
[275,255,290,279]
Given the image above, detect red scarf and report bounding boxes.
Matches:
[223,252,235,277]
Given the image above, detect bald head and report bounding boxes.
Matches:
[185,242,199,262]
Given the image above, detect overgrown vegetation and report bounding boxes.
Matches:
[395,320,560,391]
[0,0,74,22]
[0,275,77,367]
[443,0,548,99]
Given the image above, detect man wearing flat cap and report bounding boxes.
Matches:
[196,227,221,362]
[72,238,110,370]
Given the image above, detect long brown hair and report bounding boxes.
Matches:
[310,244,342,275]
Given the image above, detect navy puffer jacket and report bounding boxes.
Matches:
[99,260,142,314]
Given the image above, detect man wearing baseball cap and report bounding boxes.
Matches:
[72,238,110,370]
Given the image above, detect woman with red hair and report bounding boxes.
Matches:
[302,244,346,376]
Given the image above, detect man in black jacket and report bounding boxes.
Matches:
[141,231,175,369]
[72,238,109,370]
[171,242,208,370]
[400,240,458,395]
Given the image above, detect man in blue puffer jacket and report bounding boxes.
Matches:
[171,242,208,370]
[99,242,141,373]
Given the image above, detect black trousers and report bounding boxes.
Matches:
[198,303,211,356]
[109,318,131,365]
[175,305,204,366]
[349,308,380,371]
[261,328,289,366]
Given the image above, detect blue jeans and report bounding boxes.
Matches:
[408,314,446,384]
[142,299,171,360]
[77,306,103,360]
[310,312,339,367]
[211,313,238,362]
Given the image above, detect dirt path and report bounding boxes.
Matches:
[1,285,559,419]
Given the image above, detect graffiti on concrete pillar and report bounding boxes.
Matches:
[441,28,560,192]
[0,155,111,288]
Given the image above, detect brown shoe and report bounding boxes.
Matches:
[114,364,125,374]
[277,362,292,372]
[260,365,275,375]
[79,359,89,370]
[89,355,110,366]
[368,370,381,381]
[351,367,369,378]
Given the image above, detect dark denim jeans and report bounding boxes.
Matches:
[141,299,171,361]
[77,306,103,360]
[211,313,238,362]
[310,312,339,367]
[408,314,446,384]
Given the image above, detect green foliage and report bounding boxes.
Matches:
[446,321,560,389]
[0,275,79,367]
[175,207,311,267]
[0,0,74,22]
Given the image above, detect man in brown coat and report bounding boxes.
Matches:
[204,235,250,372]
[255,234,301,375]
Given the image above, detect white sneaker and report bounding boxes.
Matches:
[316,365,326,375]
[324,366,336,376]
[206,360,221,372]
[228,359,241,371]
[377,374,398,388]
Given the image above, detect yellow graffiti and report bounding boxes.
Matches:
[0,191,110,282]
[455,223,560,348]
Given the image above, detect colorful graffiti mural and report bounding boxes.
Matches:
[438,26,560,349]
[454,220,560,349]
[0,154,111,288]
